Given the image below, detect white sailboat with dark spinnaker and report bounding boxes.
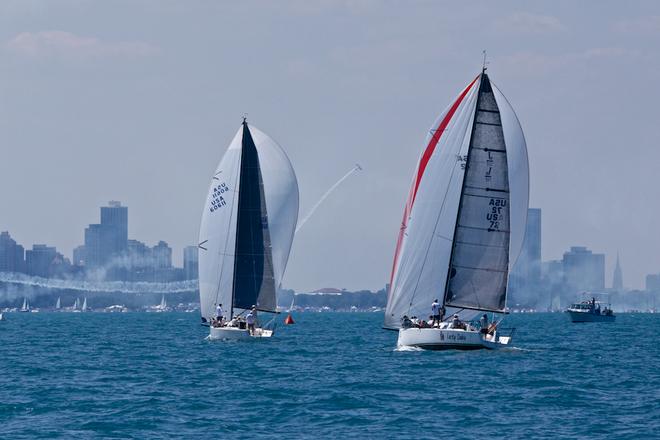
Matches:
[384,67,529,350]
[198,118,299,340]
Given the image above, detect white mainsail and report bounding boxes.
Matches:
[21,297,29,312]
[55,297,61,309]
[384,72,529,329]
[159,295,167,309]
[198,120,299,321]
[82,297,88,312]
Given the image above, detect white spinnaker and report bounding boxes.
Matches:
[249,126,299,293]
[492,83,529,267]
[198,128,242,320]
[384,78,480,329]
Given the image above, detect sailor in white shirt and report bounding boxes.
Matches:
[216,303,224,321]
[431,299,441,326]
[246,310,256,335]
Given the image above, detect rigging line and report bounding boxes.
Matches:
[405,94,478,316]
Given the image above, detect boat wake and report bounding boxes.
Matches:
[394,345,424,352]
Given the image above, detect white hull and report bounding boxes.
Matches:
[567,311,615,323]
[397,327,511,350]
[208,326,274,340]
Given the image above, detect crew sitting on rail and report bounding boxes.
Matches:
[450,314,466,330]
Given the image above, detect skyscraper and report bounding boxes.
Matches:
[509,209,542,306]
[0,231,26,273]
[100,201,128,257]
[183,246,199,280]
[612,253,623,291]
[562,246,605,293]
[25,244,58,277]
[511,208,542,285]
[83,201,129,268]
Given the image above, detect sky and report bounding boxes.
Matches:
[1,0,660,291]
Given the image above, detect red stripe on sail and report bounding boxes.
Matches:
[388,75,479,293]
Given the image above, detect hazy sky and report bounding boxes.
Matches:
[2,1,660,291]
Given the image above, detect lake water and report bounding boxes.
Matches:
[1,312,658,439]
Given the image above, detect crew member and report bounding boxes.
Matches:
[480,313,489,334]
[431,299,441,326]
[246,310,256,335]
[450,314,463,329]
[216,303,224,324]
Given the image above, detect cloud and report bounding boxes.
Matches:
[614,16,660,35]
[494,12,566,34]
[5,31,159,57]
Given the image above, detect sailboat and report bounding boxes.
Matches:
[55,297,61,310]
[81,297,88,312]
[156,294,168,312]
[199,118,299,340]
[20,297,30,312]
[384,67,529,350]
[72,297,80,312]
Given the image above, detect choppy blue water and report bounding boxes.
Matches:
[1,312,658,439]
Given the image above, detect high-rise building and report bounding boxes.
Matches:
[152,241,172,269]
[25,244,58,277]
[100,201,128,257]
[511,208,542,286]
[72,245,86,266]
[646,274,660,292]
[183,246,199,280]
[0,231,26,273]
[84,201,129,268]
[612,253,623,291]
[562,246,605,293]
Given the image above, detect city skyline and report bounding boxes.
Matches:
[2,2,660,290]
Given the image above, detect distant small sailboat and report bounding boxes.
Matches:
[199,119,299,340]
[81,297,88,312]
[55,297,61,310]
[20,297,30,312]
[72,297,80,312]
[385,66,529,350]
[155,294,168,312]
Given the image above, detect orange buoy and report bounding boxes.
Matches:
[284,314,295,325]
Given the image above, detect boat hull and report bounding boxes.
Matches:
[208,326,274,340]
[567,311,615,322]
[397,327,511,350]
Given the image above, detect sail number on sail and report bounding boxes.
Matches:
[487,198,506,231]
[209,182,229,213]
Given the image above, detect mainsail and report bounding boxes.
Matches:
[55,297,61,309]
[198,120,299,320]
[384,71,529,329]
[444,74,510,312]
[231,123,276,313]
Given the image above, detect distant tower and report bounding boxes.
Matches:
[612,252,623,291]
